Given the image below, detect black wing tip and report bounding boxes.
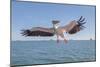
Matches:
[77,16,86,30]
[77,16,86,26]
[21,29,31,36]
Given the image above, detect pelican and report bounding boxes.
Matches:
[21,16,86,43]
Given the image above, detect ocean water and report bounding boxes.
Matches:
[11,40,96,66]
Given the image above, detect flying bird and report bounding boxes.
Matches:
[21,16,86,43]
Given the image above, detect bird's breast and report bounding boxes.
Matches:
[62,29,66,32]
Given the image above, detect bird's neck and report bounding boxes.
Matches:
[53,24,59,29]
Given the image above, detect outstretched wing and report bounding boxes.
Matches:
[60,16,86,34]
[21,27,55,36]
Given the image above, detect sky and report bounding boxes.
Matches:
[11,1,96,41]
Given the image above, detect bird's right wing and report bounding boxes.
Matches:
[21,27,55,36]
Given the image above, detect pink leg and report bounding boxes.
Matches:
[60,34,68,43]
[57,35,60,43]
[64,38,68,43]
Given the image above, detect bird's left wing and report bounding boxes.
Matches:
[21,27,55,36]
[59,16,86,34]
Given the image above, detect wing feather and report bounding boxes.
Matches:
[21,27,55,36]
[59,20,77,32]
[59,20,86,34]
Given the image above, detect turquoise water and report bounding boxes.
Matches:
[11,40,96,66]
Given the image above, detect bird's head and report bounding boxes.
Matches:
[52,20,60,29]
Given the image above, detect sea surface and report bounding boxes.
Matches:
[11,40,96,66]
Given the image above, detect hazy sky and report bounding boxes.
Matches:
[12,1,96,41]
